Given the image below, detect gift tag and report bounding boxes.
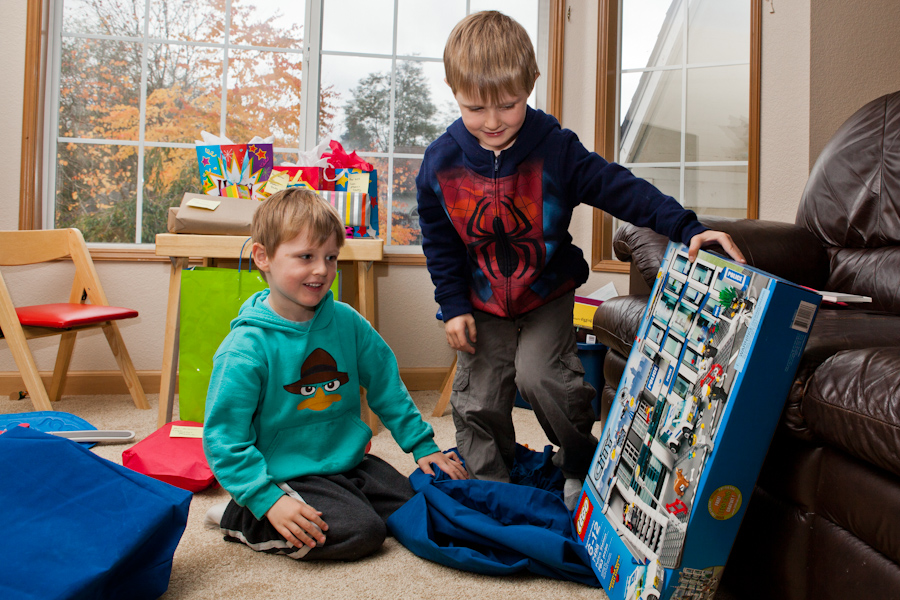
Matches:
[186,198,221,210]
[347,172,370,194]
[264,172,290,195]
[169,425,204,438]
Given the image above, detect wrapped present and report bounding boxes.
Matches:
[317,190,373,230]
[320,167,379,238]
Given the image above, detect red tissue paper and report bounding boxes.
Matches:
[322,140,374,171]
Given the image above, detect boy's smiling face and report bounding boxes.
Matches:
[253,230,340,322]
[453,88,529,156]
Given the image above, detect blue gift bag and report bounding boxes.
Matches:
[0,427,192,600]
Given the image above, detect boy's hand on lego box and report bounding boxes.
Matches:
[417,451,469,480]
[266,495,328,549]
[688,230,746,264]
[445,314,477,354]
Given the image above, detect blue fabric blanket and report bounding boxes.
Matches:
[0,427,191,600]
[386,445,600,587]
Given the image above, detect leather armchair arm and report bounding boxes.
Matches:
[613,217,831,292]
[803,346,900,478]
[591,294,649,358]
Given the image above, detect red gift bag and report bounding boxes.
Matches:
[122,421,217,492]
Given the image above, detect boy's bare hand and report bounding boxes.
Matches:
[266,495,328,550]
[445,314,477,354]
[417,451,469,480]
[688,230,746,264]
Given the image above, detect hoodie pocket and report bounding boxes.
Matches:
[263,416,371,476]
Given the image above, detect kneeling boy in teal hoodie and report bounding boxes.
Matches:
[203,188,466,560]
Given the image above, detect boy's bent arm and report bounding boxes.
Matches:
[564,136,706,246]
[203,349,285,519]
[351,311,441,460]
[417,156,472,321]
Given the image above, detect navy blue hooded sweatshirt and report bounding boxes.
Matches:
[416,106,707,321]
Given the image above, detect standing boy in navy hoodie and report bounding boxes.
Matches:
[203,188,466,560]
[416,11,744,510]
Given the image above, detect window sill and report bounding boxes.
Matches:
[85,244,429,266]
[590,259,630,274]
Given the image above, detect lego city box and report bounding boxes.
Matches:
[574,242,821,600]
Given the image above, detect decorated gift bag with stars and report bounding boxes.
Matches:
[195,131,274,200]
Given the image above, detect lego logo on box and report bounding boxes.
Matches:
[575,493,593,540]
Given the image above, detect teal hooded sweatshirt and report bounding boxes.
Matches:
[203,289,440,520]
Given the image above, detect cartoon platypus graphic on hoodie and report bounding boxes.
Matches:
[284,348,348,412]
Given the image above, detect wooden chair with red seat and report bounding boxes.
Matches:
[0,228,149,412]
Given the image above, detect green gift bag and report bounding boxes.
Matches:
[178,264,268,422]
[178,263,340,422]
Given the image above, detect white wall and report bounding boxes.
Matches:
[808,0,900,166]
[757,0,810,223]
[0,0,26,231]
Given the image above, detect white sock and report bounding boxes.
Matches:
[204,501,229,530]
[564,477,583,511]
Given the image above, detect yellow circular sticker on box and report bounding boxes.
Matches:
[708,485,742,520]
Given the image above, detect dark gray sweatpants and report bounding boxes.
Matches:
[219,454,414,561]
[451,291,598,481]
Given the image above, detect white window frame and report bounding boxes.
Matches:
[41,0,550,252]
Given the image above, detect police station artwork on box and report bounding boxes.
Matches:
[575,243,820,600]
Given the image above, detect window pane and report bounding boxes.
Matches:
[392,61,451,153]
[64,0,144,37]
[321,54,394,152]
[273,151,300,167]
[230,0,305,49]
[629,166,681,201]
[685,65,749,162]
[688,0,749,65]
[620,70,682,164]
[322,0,394,55]
[391,157,423,246]
[148,0,221,44]
[142,146,197,240]
[59,38,142,141]
[228,49,303,148]
[397,0,465,58]
[145,44,222,143]
[621,0,682,70]
[55,142,137,243]
[684,166,747,218]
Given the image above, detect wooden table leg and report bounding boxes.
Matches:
[354,260,380,434]
[158,257,188,428]
[357,260,376,324]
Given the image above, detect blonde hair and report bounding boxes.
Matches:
[444,11,539,105]
[251,188,345,266]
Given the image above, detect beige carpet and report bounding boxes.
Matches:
[1,391,609,600]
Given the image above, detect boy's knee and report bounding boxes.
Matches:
[343,515,387,560]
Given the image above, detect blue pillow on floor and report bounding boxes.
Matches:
[0,427,192,600]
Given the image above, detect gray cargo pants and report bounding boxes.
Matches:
[450,291,598,482]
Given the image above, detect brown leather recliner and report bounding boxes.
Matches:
[591,90,900,599]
